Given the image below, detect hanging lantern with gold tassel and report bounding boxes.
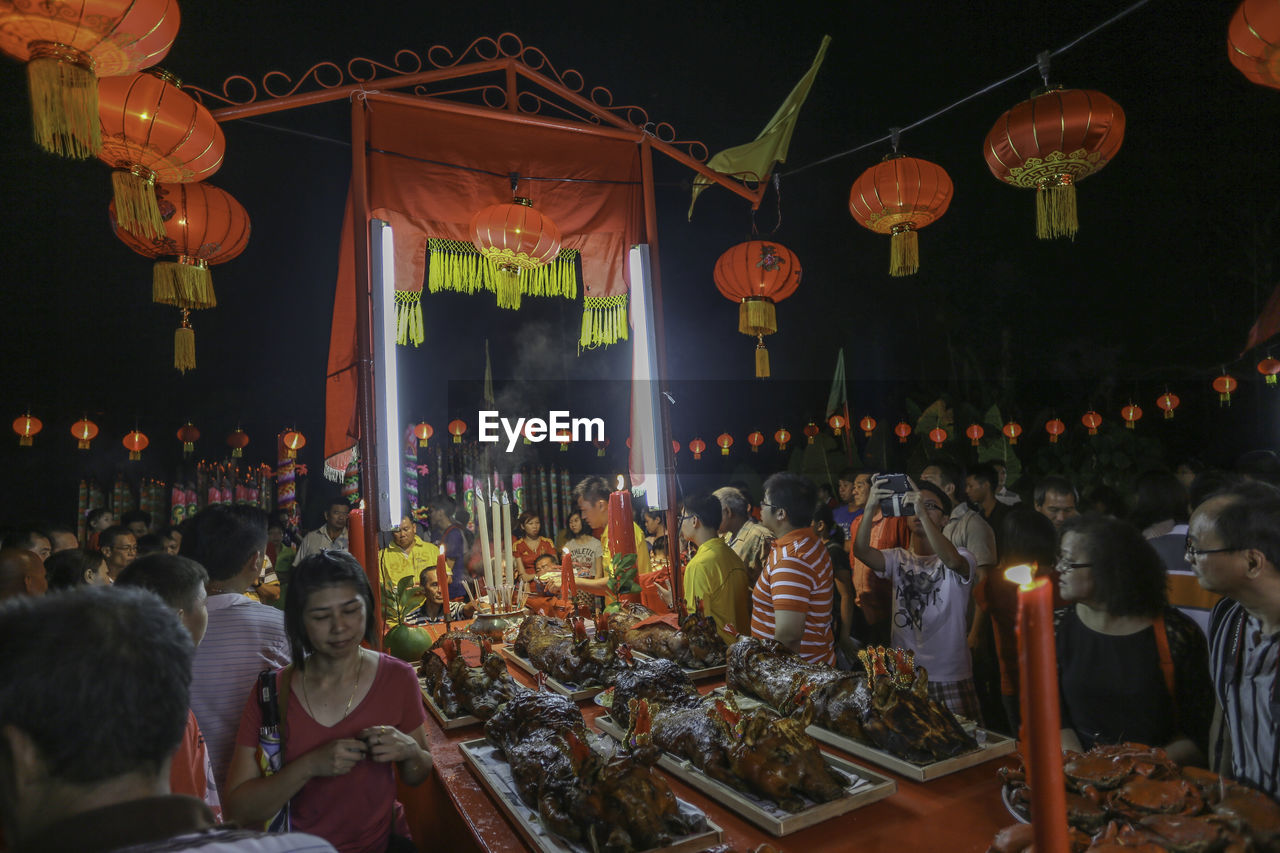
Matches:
[176,422,200,455]
[1002,421,1022,445]
[282,429,306,459]
[1157,391,1180,419]
[13,412,41,447]
[848,147,953,276]
[226,428,249,458]
[469,196,562,310]
[123,429,149,461]
[748,431,764,453]
[71,417,98,449]
[1214,372,1238,406]
[713,240,802,378]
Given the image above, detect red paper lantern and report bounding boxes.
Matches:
[928,427,947,448]
[984,87,1125,239]
[97,69,226,239]
[1046,418,1066,443]
[713,240,802,377]
[448,419,467,443]
[71,418,99,450]
[848,153,953,276]
[803,421,820,445]
[1157,392,1180,419]
[1002,421,1022,445]
[1081,411,1102,435]
[413,422,434,447]
[1259,357,1280,386]
[689,437,707,460]
[1229,0,1280,89]
[13,412,41,447]
[748,431,764,453]
[827,414,846,436]
[1214,373,1238,406]
[774,428,791,451]
[282,429,306,459]
[894,421,912,444]
[226,428,249,458]
[470,196,561,310]
[859,416,877,438]
[1121,403,1143,430]
[716,433,734,456]
[176,421,200,454]
[123,429,149,460]
[965,424,984,446]
[0,0,179,158]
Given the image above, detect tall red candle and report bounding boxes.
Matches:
[348,506,366,569]
[561,549,576,603]
[436,546,451,626]
[607,476,636,557]
[1006,565,1068,853]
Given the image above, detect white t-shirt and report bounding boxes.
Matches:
[875,547,975,682]
[566,536,603,578]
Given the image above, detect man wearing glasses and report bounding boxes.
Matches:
[670,493,749,646]
[99,525,138,581]
[1187,482,1280,797]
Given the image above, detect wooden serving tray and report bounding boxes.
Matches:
[499,646,606,701]
[715,687,1017,782]
[459,738,722,853]
[630,651,727,681]
[418,677,482,730]
[593,714,896,836]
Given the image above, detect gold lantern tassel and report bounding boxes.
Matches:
[738,298,777,335]
[154,259,217,308]
[111,167,164,239]
[174,310,196,373]
[1036,175,1078,240]
[26,42,100,159]
[755,335,771,378]
[889,224,919,277]
[494,266,523,310]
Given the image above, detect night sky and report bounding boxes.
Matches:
[0,0,1276,524]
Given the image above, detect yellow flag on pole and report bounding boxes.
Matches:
[688,35,830,219]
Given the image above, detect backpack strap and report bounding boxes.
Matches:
[1153,612,1176,701]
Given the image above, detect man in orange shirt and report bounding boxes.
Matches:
[749,472,835,665]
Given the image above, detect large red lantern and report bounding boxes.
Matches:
[859,416,877,438]
[965,424,984,446]
[1157,392,1180,420]
[774,428,791,451]
[0,0,179,158]
[470,196,562,310]
[123,429,149,461]
[1229,0,1280,89]
[827,414,846,436]
[282,430,306,459]
[1081,411,1102,435]
[176,421,200,454]
[928,427,947,448]
[716,433,734,456]
[713,240,802,378]
[1046,418,1066,443]
[1121,403,1143,430]
[984,87,1125,239]
[803,421,820,445]
[413,421,434,448]
[109,181,250,372]
[848,153,953,276]
[448,419,467,444]
[13,412,41,446]
[97,69,225,239]
[1002,421,1022,445]
[894,421,912,444]
[1214,372,1239,406]
[1258,357,1280,386]
[748,430,764,453]
[226,428,249,458]
[689,437,707,460]
[71,417,99,449]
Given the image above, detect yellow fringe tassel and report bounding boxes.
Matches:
[755,340,771,378]
[890,228,919,277]
[153,262,217,309]
[111,169,164,239]
[738,299,777,336]
[494,270,523,310]
[26,49,100,159]
[394,291,423,347]
[1036,183,1078,240]
[174,325,196,373]
[427,242,578,301]
[579,296,629,351]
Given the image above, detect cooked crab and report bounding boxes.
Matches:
[1106,777,1205,822]
[1179,767,1227,805]
[1085,820,1171,852]
[987,823,1092,853]
[1063,744,1177,792]
[1213,783,1280,851]
[1137,814,1249,853]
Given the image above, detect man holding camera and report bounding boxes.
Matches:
[853,474,981,723]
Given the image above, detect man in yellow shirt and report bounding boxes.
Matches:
[379,514,440,591]
[571,476,650,603]
[677,492,749,644]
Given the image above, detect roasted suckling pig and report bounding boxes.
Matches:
[610,655,847,810]
[484,689,705,852]
[418,633,524,720]
[727,637,977,764]
[513,613,621,687]
[604,601,728,669]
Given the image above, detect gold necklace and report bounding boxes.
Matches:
[303,649,364,721]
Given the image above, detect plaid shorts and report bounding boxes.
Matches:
[927,677,984,727]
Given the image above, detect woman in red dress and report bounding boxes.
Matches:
[513,511,557,582]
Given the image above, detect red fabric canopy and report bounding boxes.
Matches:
[325,98,645,475]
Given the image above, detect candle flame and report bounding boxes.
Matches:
[1004,563,1035,588]
[616,474,625,490]
[563,547,571,556]
[440,545,446,558]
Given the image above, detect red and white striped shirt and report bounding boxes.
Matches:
[750,527,835,665]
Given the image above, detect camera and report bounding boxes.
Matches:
[877,474,915,517]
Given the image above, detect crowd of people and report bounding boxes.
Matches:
[3,450,1280,851]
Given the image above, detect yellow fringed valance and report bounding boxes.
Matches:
[394,290,424,347]
[580,295,629,351]
[425,238,579,306]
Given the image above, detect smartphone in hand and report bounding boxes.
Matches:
[878,474,915,517]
